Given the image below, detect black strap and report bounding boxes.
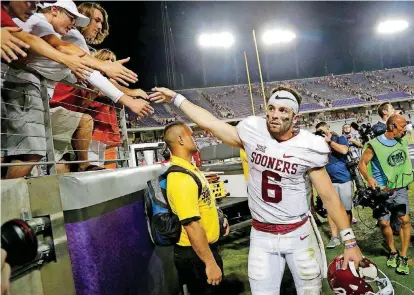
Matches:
[164,165,203,197]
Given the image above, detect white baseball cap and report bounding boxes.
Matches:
[42,0,90,27]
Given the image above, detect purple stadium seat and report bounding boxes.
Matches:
[129,67,413,128]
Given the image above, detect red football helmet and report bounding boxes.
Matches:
[328,255,394,295]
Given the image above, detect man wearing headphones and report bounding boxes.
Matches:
[359,114,413,275]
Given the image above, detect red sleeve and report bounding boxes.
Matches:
[1,8,18,28]
[50,83,82,112]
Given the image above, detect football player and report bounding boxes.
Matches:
[149,85,363,295]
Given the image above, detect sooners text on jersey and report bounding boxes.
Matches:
[237,116,330,224]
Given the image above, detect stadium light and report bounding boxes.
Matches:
[377,19,409,34]
[198,32,235,49]
[262,29,296,45]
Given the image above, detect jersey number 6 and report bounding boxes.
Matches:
[261,170,282,203]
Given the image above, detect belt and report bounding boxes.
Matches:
[252,216,309,235]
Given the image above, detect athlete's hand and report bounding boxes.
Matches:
[205,261,222,286]
[342,246,363,270]
[148,87,177,104]
[367,177,378,189]
[223,218,230,237]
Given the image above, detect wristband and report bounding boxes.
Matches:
[344,241,358,249]
[171,93,178,103]
[340,228,355,243]
[173,94,186,108]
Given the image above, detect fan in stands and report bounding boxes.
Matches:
[328,255,394,295]
[127,66,414,129]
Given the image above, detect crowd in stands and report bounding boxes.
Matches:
[200,91,236,119]
[154,116,176,125]
[134,102,414,144]
[126,66,413,129]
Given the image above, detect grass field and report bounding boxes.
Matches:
[219,183,414,295]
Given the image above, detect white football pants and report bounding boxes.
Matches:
[248,219,324,295]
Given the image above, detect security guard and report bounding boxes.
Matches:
[164,121,229,294]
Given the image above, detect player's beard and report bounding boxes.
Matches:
[266,115,293,137]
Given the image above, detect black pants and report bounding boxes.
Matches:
[174,243,224,295]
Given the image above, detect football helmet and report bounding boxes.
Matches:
[328,255,394,295]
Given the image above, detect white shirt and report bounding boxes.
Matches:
[237,116,330,224]
[62,29,90,53]
[12,14,71,84]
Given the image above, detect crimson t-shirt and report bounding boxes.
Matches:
[1,7,18,27]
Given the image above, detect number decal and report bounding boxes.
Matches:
[261,170,282,203]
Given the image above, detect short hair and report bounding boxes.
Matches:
[270,84,302,106]
[377,102,391,117]
[94,49,116,62]
[315,122,328,129]
[77,2,109,45]
[163,121,187,150]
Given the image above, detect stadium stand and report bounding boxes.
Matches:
[129,66,414,128]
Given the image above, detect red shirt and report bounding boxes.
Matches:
[51,83,121,147]
[1,7,18,27]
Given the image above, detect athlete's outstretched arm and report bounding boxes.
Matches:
[309,167,363,269]
[149,87,243,148]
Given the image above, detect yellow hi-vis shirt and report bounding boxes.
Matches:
[167,155,219,247]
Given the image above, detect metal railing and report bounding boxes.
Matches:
[1,63,130,177]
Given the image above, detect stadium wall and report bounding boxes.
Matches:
[1,166,180,295]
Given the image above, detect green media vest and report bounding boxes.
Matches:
[368,136,413,189]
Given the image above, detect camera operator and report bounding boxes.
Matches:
[342,123,363,224]
[372,102,398,137]
[343,123,363,159]
[359,114,413,275]
[371,103,405,235]
[315,122,353,249]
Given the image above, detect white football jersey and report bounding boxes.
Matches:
[237,116,330,224]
